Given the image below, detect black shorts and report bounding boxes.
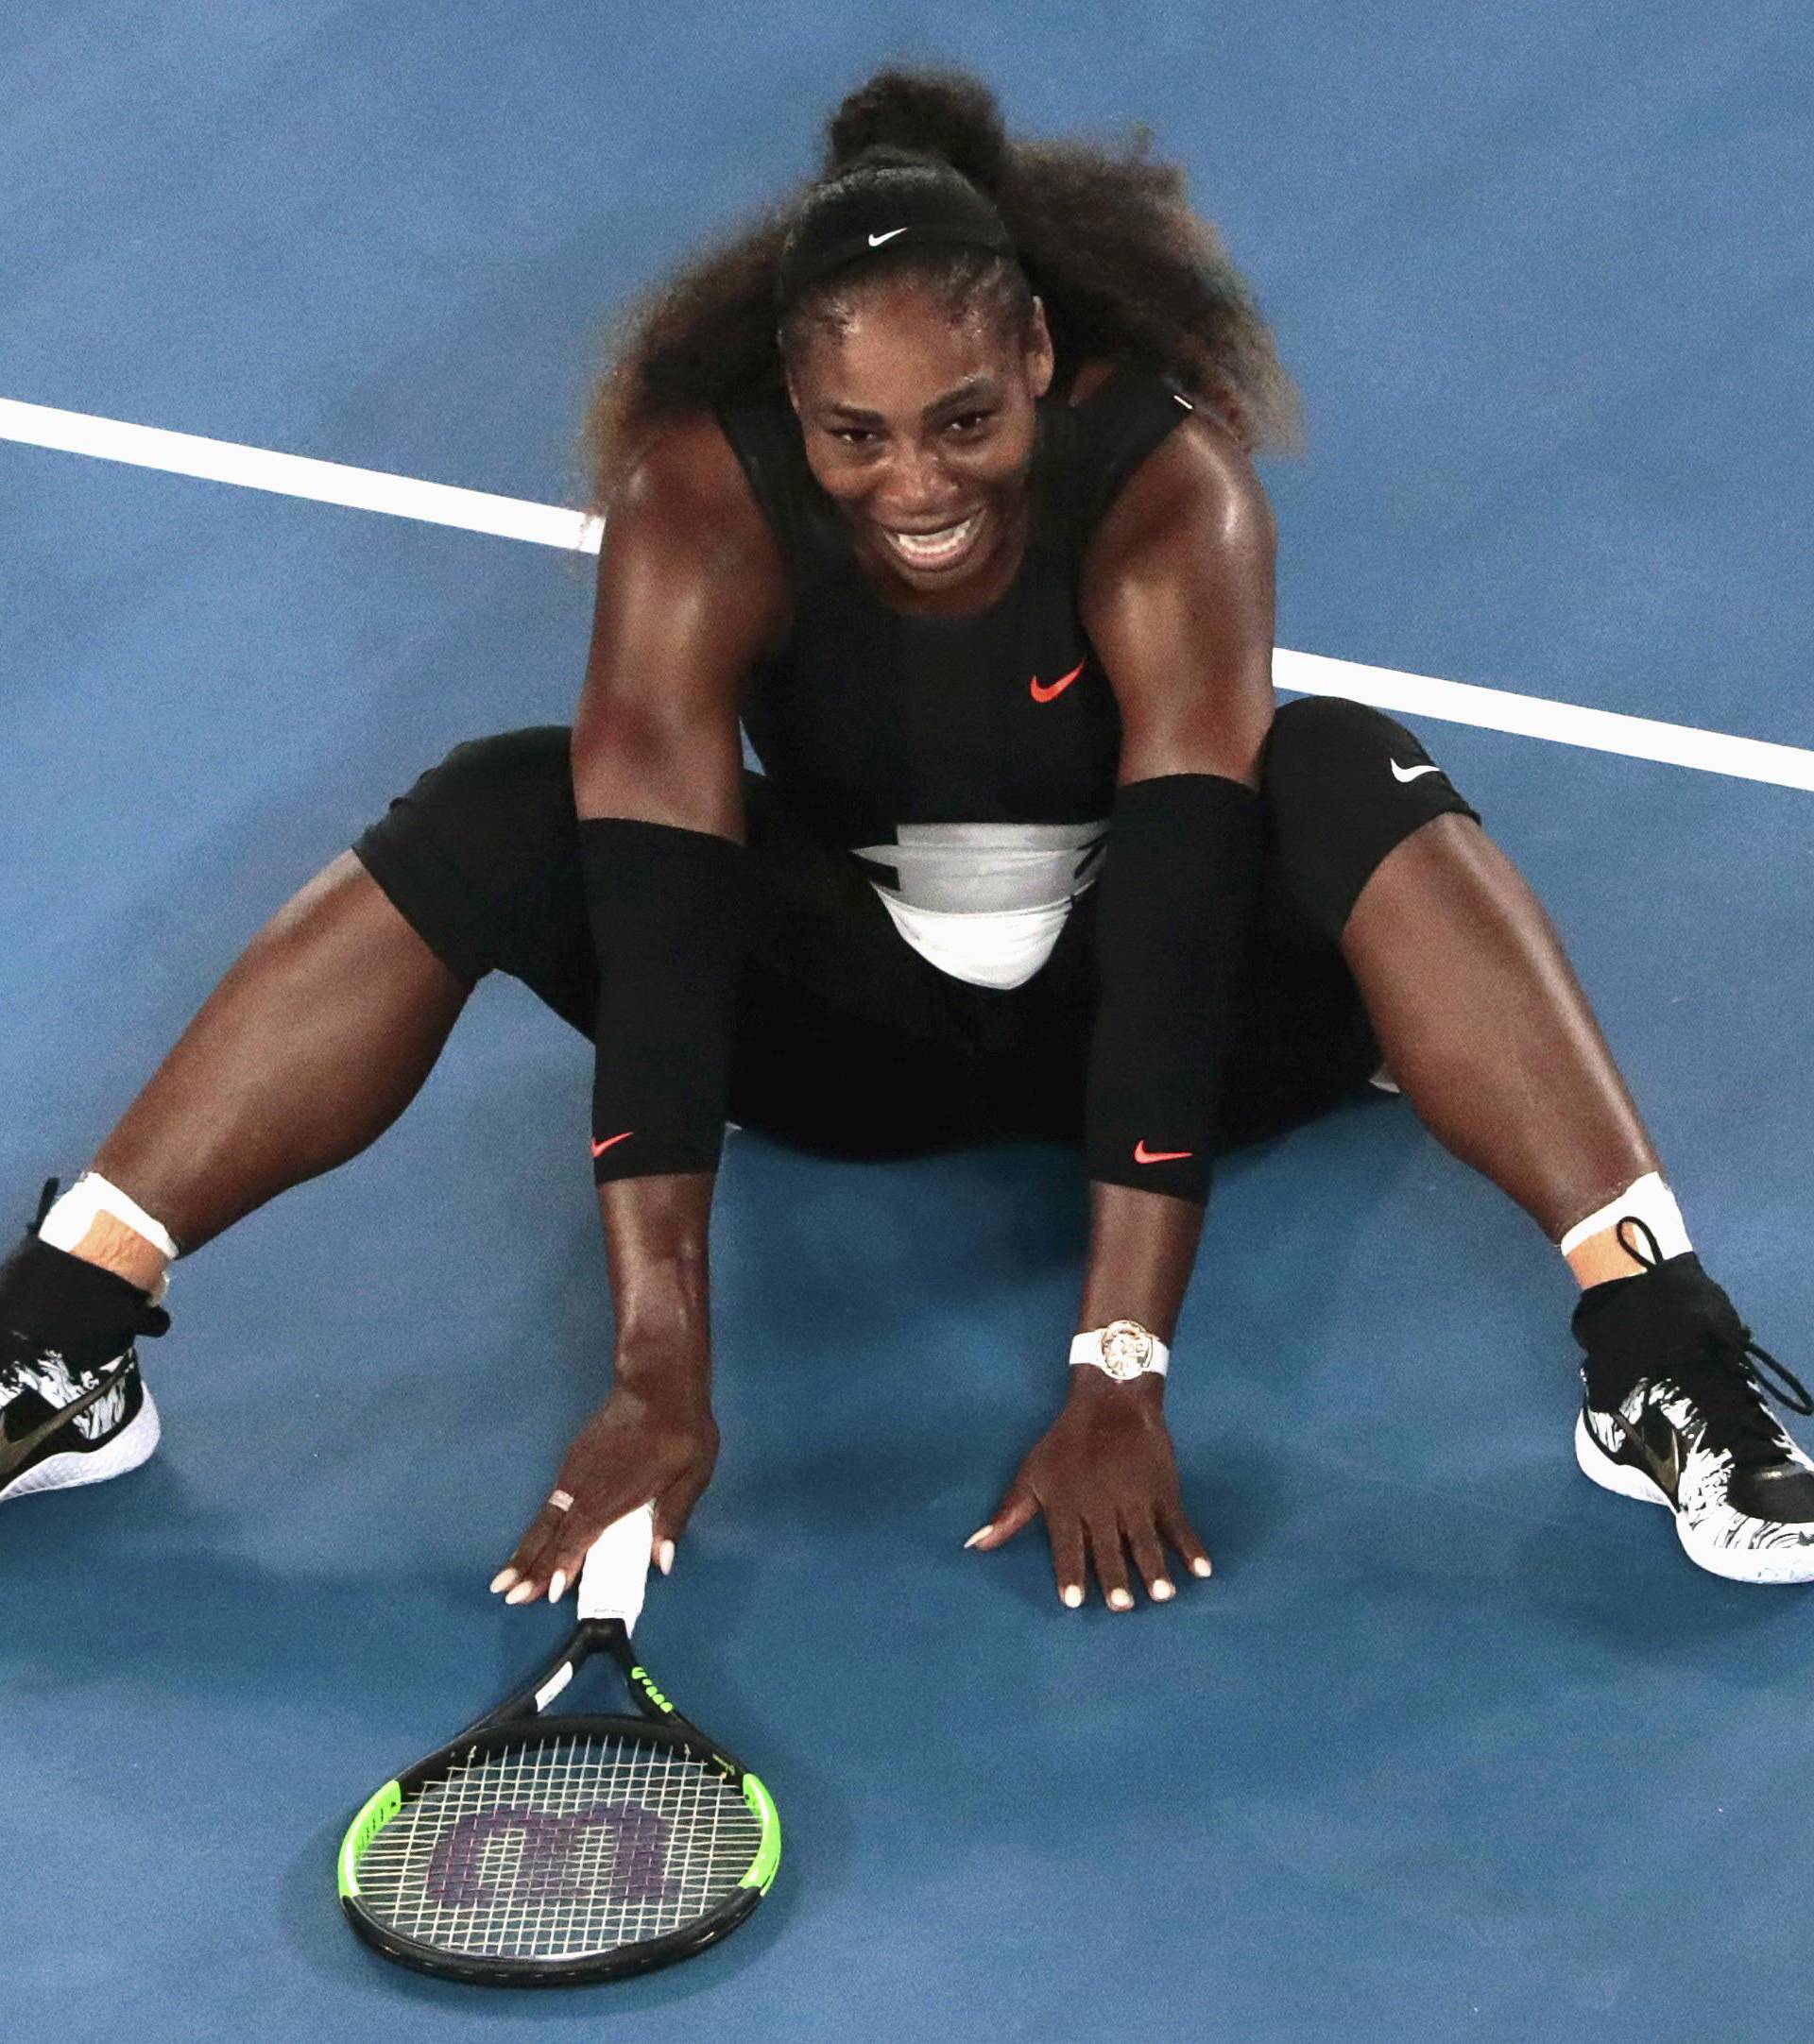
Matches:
[351,713,1465,1164]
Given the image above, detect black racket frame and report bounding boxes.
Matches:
[340,1615,769,1986]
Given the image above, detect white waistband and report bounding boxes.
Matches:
[870,889,1077,990]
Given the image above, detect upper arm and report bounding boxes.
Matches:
[571,414,788,837]
[1078,412,1276,790]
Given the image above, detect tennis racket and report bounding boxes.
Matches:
[336,1504,779,1985]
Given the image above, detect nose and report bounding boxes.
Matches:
[877,442,956,521]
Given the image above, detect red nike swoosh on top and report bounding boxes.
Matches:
[590,1132,634,1157]
[1133,1140,1194,1164]
[1029,659,1085,704]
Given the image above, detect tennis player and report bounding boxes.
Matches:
[7,67,1810,1593]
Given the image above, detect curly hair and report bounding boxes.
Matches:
[578,65,1300,512]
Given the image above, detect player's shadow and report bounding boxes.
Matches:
[1508,1489,1814,1671]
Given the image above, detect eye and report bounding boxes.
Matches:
[946,411,991,435]
[830,426,876,446]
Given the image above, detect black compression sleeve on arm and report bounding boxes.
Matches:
[1084,773,1263,1204]
[578,817,747,1184]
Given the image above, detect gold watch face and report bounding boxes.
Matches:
[1099,1319,1153,1381]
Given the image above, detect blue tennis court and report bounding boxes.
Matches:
[6,5,1811,2039]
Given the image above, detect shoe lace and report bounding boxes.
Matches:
[1617,1218,1813,1464]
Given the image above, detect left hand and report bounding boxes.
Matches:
[966,1374,1213,1610]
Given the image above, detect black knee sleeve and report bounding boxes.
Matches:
[1262,696,1480,940]
[351,726,578,987]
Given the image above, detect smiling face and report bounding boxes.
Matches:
[784,276,1054,602]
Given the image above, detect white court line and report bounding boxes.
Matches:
[7,394,1813,795]
[0,395,603,554]
[1273,654,1814,794]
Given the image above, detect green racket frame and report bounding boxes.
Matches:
[336,1614,780,1986]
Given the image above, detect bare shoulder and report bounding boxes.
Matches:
[602,409,787,613]
[1075,377,1275,770]
[580,408,790,711]
[1083,394,1274,613]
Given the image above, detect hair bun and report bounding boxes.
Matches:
[823,66,1010,196]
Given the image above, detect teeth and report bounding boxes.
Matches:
[888,512,981,564]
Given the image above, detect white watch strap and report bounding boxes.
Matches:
[1069,1322,1171,1378]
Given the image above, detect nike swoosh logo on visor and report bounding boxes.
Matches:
[1390,759,1442,783]
[0,1357,130,1484]
[867,228,909,247]
[1030,660,1085,704]
[1134,1141,1193,1165]
[590,1132,634,1158]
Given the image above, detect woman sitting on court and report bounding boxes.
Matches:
[6,67,1811,1594]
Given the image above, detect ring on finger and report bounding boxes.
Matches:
[547,1489,574,1512]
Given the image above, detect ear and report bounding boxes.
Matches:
[1025,296,1055,400]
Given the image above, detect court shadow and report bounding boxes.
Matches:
[1508,1494,1814,1674]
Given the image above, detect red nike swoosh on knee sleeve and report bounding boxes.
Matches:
[590,1132,634,1157]
[1029,660,1085,704]
[1134,1141,1193,1164]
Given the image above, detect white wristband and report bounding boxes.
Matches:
[1070,1320,1171,1381]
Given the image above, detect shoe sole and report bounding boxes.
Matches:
[0,1387,161,1502]
[1574,1411,1814,1585]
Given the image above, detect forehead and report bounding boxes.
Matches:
[789,279,1012,403]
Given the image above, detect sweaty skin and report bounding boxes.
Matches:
[496,281,1239,1612]
[71,271,1662,1615]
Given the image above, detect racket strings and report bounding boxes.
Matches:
[351,1731,762,1961]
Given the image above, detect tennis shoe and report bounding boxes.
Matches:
[0,1183,168,1504]
[1573,1223,1814,1584]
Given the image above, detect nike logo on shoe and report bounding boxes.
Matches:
[1612,1401,1686,1503]
[0,1356,130,1485]
[1030,660,1085,704]
[867,228,909,247]
[1134,1141,1193,1165]
[590,1132,634,1158]
[1390,759,1441,783]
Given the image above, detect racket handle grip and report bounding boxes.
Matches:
[576,1502,657,1629]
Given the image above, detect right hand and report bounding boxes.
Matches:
[489,1359,718,1607]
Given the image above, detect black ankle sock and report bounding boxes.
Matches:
[1571,1252,1740,1393]
[0,1235,166,1351]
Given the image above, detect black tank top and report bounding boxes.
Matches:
[714,360,1197,979]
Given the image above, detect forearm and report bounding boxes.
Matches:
[1075,1181,1204,1348]
[598,1172,716,1383]
[496,1170,720,1604]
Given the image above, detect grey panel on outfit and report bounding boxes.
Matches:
[851,820,1107,912]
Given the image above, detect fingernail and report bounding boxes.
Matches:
[658,1542,675,1576]
[963,1525,993,1550]
[1192,1557,1213,1578]
[1062,1585,1083,1609]
[489,1568,519,1594]
[1109,1589,1134,1611]
[505,1582,534,1605]
[548,1570,567,1603]
[1151,1579,1175,1601]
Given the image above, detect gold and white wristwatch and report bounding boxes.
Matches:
[1069,1318,1171,1382]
